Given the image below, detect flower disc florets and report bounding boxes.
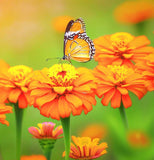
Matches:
[107,65,133,85]
[48,64,79,87]
[111,32,134,53]
[8,65,32,83]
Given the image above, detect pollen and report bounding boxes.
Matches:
[48,64,79,86]
[8,65,32,82]
[107,65,133,83]
[111,32,134,51]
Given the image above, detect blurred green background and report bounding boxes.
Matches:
[0,0,154,160]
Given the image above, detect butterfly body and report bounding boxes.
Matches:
[63,18,95,62]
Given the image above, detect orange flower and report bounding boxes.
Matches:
[0,103,12,126]
[28,122,63,139]
[136,53,154,91]
[127,131,150,147]
[80,124,107,140]
[21,155,46,160]
[63,136,108,159]
[0,64,33,108]
[114,0,154,24]
[29,64,96,120]
[52,16,74,33]
[93,65,147,108]
[94,32,154,67]
[0,59,10,74]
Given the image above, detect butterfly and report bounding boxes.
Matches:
[62,18,95,62]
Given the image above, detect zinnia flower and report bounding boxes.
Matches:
[52,16,74,33]
[93,65,147,108]
[94,32,154,67]
[114,0,154,24]
[80,124,107,140]
[28,122,63,139]
[0,64,33,108]
[136,53,154,91]
[29,122,63,160]
[29,63,96,120]
[127,131,150,147]
[0,103,12,126]
[63,136,108,159]
[21,155,46,160]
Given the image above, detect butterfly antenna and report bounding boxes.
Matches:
[46,57,61,62]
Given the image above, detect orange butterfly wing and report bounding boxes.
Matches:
[69,19,85,33]
[65,38,91,62]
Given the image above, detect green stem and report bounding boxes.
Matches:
[135,21,146,36]
[14,103,24,160]
[60,117,70,160]
[119,102,128,130]
[43,148,52,160]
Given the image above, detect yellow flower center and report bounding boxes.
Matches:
[48,64,79,87]
[111,32,134,52]
[79,138,91,146]
[8,65,32,82]
[107,65,133,84]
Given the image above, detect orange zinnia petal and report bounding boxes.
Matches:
[0,114,9,126]
[94,36,114,51]
[0,87,10,102]
[82,99,93,114]
[74,74,93,86]
[65,94,82,108]
[41,100,60,120]
[117,87,128,95]
[74,92,96,106]
[122,94,132,108]
[58,96,71,118]
[128,36,150,49]
[31,88,50,96]
[96,85,113,97]
[111,90,121,108]
[127,86,146,99]
[101,88,116,106]
[53,87,66,94]
[8,88,21,103]
[74,85,91,92]
[18,93,28,109]
[36,92,57,106]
